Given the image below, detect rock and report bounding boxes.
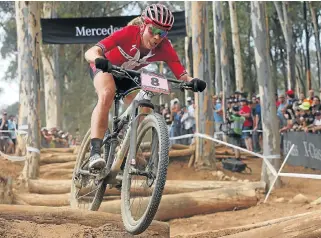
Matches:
[216,171,224,181]
[290,194,309,204]
[237,179,243,182]
[244,179,249,183]
[274,197,285,203]
[310,197,321,205]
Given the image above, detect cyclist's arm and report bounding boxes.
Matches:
[85,26,133,64]
[84,46,105,64]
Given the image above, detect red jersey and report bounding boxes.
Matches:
[91,25,187,79]
[240,105,253,127]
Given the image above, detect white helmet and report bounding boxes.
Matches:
[141,4,174,30]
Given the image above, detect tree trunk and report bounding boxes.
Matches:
[229,1,244,92]
[303,1,311,92]
[251,2,281,190]
[191,2,215,169]
[213,2,222,95]
[15,2,41,179]
[42,2,61,130]
[184,1,193,99]
[0,205,169,237]
[15,2,29,156]
[99,187,258,221]
[309,2,321,89]
[274,2,296,90]
[216,2,231,123]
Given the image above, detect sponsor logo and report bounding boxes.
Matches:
[75,25,122,37]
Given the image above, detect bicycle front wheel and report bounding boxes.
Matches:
[121,113,169,235]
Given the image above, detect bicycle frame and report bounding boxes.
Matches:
[105,89,155,179]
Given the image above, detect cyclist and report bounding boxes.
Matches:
[85,3,206,170]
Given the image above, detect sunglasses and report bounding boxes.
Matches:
[148,26,168,38]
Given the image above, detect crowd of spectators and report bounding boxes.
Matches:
[41,127,81,148]
[0,109,81,154]
[159,93,196,146]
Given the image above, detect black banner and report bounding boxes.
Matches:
[41,11,186,44]
[283,131,321,170]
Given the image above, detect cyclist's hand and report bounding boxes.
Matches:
[95,58,112,73]
[186,78,207,92]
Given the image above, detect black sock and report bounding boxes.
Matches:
[90,138,102,156]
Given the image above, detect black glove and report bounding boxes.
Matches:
[186,78,207,92]
[95,58,113,73]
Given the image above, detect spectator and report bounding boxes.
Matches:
[170,92,180,109]
[280,105,296,133]
[186,97,196,132]
[239,98,253,151]
[311,111,321,134]
[306,90,314,104]
[253,96,262,152]
[212,95,223,140]
[312,96,321,111]
[7,115,17,153]
[181,105,194,145]
[227,105,245,159]
[0,111,14,154]
[299,102,314,130]
[277,94,287,129]
[170,100,182,145]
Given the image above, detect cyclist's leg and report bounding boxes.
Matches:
[89,70,116,169]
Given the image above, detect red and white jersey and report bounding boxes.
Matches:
[90,25,187,79]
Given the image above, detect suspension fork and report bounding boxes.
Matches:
[128,98,154,165]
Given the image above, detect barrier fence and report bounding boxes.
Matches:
[2,128,321,203]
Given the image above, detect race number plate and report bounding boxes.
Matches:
[141,71,170,94]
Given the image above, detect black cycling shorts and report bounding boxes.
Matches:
[89,67,140,95]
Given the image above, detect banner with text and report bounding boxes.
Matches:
[283,131,321,170]
[41,11,186,44]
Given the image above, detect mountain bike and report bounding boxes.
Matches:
[70,64,202,235]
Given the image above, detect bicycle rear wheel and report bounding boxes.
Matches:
[121,113,169,235]
[70,128,110,211]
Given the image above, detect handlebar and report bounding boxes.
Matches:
[110,65,193,92]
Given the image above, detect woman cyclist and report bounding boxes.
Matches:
[85,3,206,170]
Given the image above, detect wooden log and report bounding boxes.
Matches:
[41,148,75,153]
[143,148,195,158]
[99,187,259,221]
[28,179,265,195]
[0,177,13,204]
[40,161,76,173]
[209,210,321,238]
[0,204,169,237]
[41,169,74,178]
[188,154,195,168]
[173,210,317,238]
[171,144,191,150]
[40,155,76,165]
[141,143,191,151]
[14,193,70,206]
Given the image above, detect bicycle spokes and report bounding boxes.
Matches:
[126,127,160,221]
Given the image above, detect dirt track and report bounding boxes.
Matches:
[0,205,169,238]
[2,149,321,237]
